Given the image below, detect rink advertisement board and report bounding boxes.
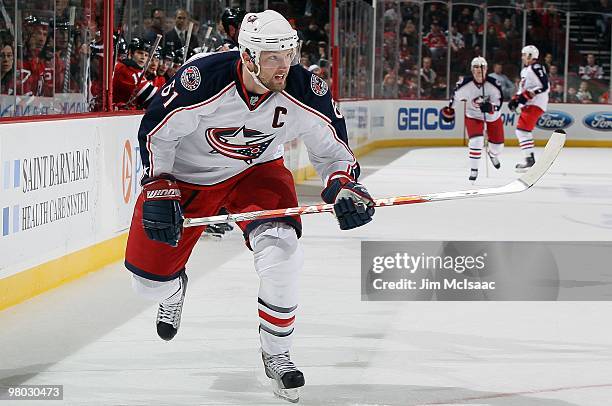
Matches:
[0,114,143,279]
[340,99,612,143]
[361,241,612,301]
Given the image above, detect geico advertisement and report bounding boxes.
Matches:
[341,99,611,141]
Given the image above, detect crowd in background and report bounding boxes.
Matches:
[0,0,610,118]
[379,0,610,102]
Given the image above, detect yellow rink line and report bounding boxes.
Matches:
[2,137,611,311]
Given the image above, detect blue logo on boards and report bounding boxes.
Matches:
[398,108,454,131]
[536,111,573,130]
[583,112,612,132]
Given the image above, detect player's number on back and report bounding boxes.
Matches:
[161,80,179,108]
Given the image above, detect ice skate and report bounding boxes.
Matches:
[156,271,187,341]
[488,154,501,169]
[515,153,535,172]
[469,168,478,183]
[262,351,305,403]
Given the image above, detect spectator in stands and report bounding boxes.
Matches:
[485,25,500,55]
[419,56,436,98]
[599,91,609,104]
[397,74,411,98]
[456,8,473,32]
[490,63,514,100]
[548,65,563,89]
[464,22,481,50]
[164,8,199,54]
[499,18,519,43]
[303,19,327,49]
[300,55,310,69]
[567,87,579,103]
[576,81,593,103]
[0,41,15,94]
[447,25,465,52]
[423,23,447,60]
[400,20,417,47]
[579,54,604,80]
[145,9,165,43]
[381,71,397,98]
[549,83,564,103]
[542,53,554,73]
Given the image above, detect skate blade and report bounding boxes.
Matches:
[271,380,300,403]
[515,167,529,173]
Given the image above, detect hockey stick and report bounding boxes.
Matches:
[480,64,490,178]
[62,6,76,93]
[183,130,566,228]
[125,34,162,107]
[182,22,194,65]
[201,26,213,53]
[0,0,14,37]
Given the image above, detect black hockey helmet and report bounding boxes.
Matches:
[24,15,50,27]
[173,47,184,65]
[221,8,246,35]
[113,31,128,58]
[128,37,151,54]
[161,46,175,62]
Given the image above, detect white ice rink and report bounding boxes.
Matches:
[1,145,612,406]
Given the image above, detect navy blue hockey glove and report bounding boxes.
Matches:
[479,101,493,113]
[441,106,455,123]
[321,175,375,230]
[508,95,520,112]
[141,174,183,247]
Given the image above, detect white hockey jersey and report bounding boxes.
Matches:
[518,62,549,111]
[138,52,357,186]
[449,75,503,122]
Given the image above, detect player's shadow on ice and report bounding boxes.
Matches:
[299,383,584,405]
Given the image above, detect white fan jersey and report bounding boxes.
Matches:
[449,75,503,122]
[138,51,357,186]
[518,62,549,111]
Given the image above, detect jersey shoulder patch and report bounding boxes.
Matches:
[454,75,473,90]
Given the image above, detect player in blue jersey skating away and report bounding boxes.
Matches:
[124,10,374,403]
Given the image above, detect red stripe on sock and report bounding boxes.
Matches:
[258,310,295,327]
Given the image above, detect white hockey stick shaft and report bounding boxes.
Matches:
[183,131,565,228]
[183,22,194,65]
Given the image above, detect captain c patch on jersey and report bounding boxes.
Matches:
[205,126,275,164]
[310,74,328,96]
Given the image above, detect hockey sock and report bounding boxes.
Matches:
[468,135,484,170]
[250,222,303,355]
[131,273,181,302]
[516,129,535,157]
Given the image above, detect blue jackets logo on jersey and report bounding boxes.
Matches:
[583,112,612,132]
[205,126,275,164]
[180,66,201,91]
[310,75,328,96]
[536,111,573,130]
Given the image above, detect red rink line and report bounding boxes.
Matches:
[420,383,612,405]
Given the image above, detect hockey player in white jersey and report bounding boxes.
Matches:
[124,10,374,403]
[441,57,504,182]
[508,45,549,171]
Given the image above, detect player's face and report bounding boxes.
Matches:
[257,49,295,92]
[132,49,149,67]
[148,57,159,73]
[521,53,531,66]
[0,45,13,73]
[472,65,486,83]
